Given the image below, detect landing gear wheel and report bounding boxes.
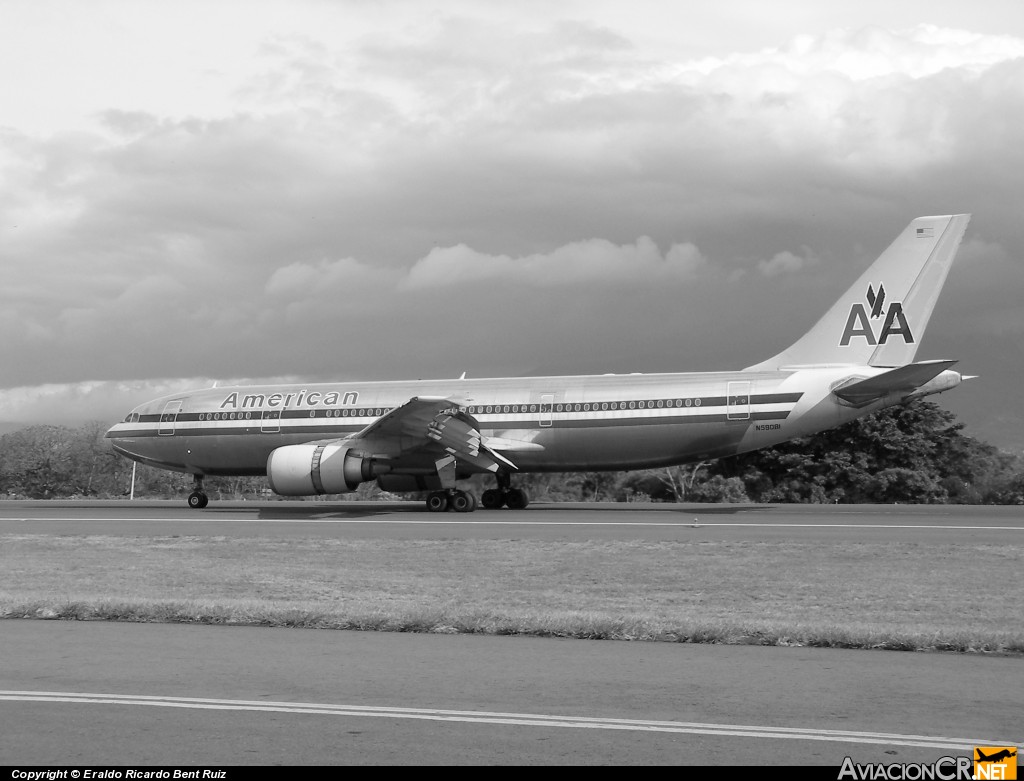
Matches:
[504,488,529,510]
[481,489,505,509]
[451,490,476,513]
[188,474,208,509]
[426,491,449,512]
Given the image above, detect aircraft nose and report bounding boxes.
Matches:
[105,406,148,459]
[106,409,141,436]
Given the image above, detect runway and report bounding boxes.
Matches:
[2,621,1020,767]
[1,499,1022,543]
[1,500,1021,766]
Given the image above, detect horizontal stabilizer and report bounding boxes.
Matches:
[832,360,958,406]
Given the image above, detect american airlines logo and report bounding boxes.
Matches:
[840,284,914,346]
[219,389,359,409]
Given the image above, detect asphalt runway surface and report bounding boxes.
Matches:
[1,500,1022,767]
[1,498,1022,543]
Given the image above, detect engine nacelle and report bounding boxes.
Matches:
[266,444,380,496]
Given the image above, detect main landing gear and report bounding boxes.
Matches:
[423,474,529,512]
[480,487,529,509]
[480,471,530,510]
[187,475,209,509]
[425,489,477,513]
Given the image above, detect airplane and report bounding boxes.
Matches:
[106,214,972,511]
[976,749,1017,763]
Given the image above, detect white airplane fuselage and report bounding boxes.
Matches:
[105,214,972,510]
[106,365,943,476]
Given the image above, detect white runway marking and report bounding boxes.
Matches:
[5,516,1024,531]
[0,690,1002,750]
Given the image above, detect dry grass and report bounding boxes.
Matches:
[1,534,1021,655]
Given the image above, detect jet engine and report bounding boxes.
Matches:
[266,444,381,496]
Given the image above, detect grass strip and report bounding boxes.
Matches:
[2,534,1021,655]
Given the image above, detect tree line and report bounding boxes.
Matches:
[1,400,1022,503]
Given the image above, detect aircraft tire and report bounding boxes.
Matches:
[187,491,209,509]
[505,488,529,510]
[481,489,505,509]
[451,491,474,513]
[426,491,449,512]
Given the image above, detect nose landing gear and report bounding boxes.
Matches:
[187,475,209,509]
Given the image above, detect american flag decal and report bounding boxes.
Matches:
[916,227,934,237]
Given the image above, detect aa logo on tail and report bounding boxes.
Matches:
[840,284,914,346]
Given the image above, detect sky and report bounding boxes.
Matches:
[2,0,1024,450]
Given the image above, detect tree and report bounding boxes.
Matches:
[712,400,1020,504]
[0,426,76,498]
[621,463,750,503]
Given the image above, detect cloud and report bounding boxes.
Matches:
[757,249,816,277]
[266,257,398,298]
[402,237,706,289]
[2,10,1024,446]
[0,380,193,429]
[0,376,306,429]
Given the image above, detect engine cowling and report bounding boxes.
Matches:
[266,444,379,496]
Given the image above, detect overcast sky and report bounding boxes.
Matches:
[3,0,1024,449]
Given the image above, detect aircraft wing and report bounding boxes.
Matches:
[832,360,959,406]
[347,396,517,472]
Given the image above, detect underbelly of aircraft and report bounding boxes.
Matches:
[114,418,755,477]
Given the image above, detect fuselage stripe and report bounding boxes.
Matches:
[112,409,796,438]
[126,392,804,426]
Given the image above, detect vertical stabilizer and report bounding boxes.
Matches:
[746,214,970,370]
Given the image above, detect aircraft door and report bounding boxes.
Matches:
[727,381,751,421]
[261,409,282,433]
[539,394,554,427]
[158,400,182,436]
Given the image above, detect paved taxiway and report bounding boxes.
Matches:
[1,500,1021,766]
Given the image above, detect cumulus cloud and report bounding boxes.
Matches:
[0,380,196,429]
[0,376,306,430]
[2,6,1024,445]
[266,257,398,297]
[678,24,1024,83]
[757,248,817,277]
[402,237,706,289]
